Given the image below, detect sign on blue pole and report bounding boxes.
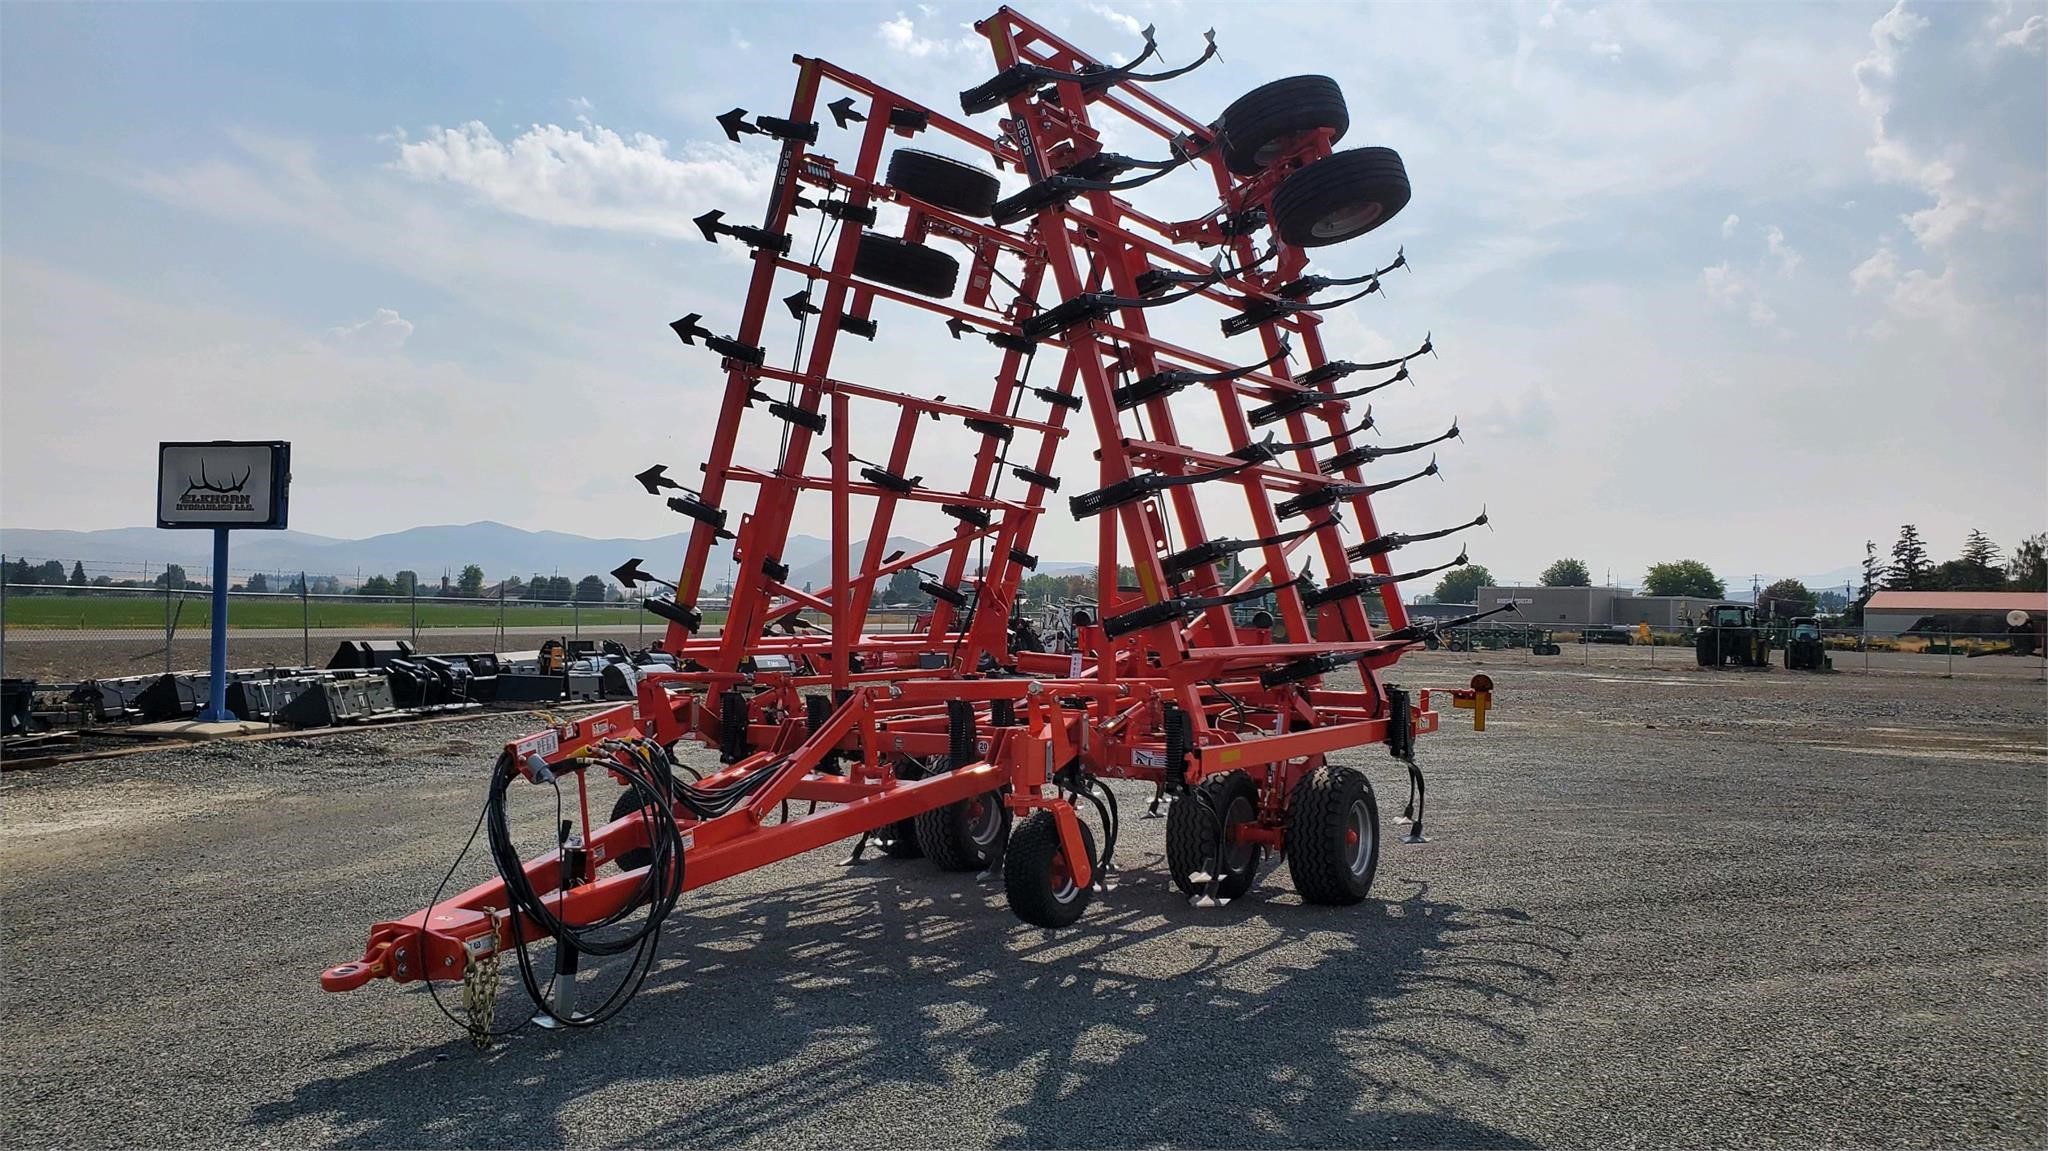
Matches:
[157,441,291,723]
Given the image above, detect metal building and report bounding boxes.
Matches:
[1477,586,1722,629]
[1477,586,1620,626]
[1862,591,2047,638]
[1610,595,1717,629]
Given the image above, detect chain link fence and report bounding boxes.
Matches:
[0,564,923,687]
[1418,623,2045,678]
[6,556,2035,687]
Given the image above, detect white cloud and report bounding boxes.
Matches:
[1764,225,1801,275]
[1700,262,1781,330]
[730,28,751,51]
[876,12,979,58]
[389,120,773,240]
[1700,261,1743,305]
[1590,41,1624,59]
[1852,1,1997,253]
[1720,213,1740,239]
[568,96,593,114]
[325,307,413,352]
[1850,244,1899,292]
[1088,4,1146,37]
[1997,13,2045,52]
[1846,243,1967,333]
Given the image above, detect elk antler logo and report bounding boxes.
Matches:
[183,461,251,497]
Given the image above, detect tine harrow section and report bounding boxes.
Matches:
[321,7,1508,1039]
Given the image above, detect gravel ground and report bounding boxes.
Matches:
[2,654,2042,1148]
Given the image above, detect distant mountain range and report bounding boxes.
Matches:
[0,521,1092,589]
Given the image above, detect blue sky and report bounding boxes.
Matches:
[2,0,2042,587]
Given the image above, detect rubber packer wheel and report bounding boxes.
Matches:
[1004,810,1097,928]
[914,788,1011,871]
[852,233,959,298]
[1218,74,1350,176]
[1166,770,1263,900]
[1286,765,1380,905]
[1271,147,1410,248]
[886,149,1000,218]
[877,757,927,858]
[609,785,659,872]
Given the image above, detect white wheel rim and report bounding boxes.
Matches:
[1312,202,1383,239]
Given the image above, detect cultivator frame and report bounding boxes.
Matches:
[322,6,1506,1030]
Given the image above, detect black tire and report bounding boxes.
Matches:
[609,786,659,872]
[915,788,1011,871]
[887,149,1000,217]
[1218,75,1350,176]
[1004,811,1097,928]
[1695,633,1716,667]
[1166,770,1263,900]
[1286,765,1380,905]
[877,756,927,858]
[852,233,959,298]
[1271,147,1410,248]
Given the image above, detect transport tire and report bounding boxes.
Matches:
[853,233,960,298]
[1285,765,1380,906]
[915,788,1011,870]
[1218,75,1350,176]
[1270,147,1410,247]
[1004,811,1096,928]
[887,149,1001,217]
[1695,633,1716,667]
[1166,770,1263,900]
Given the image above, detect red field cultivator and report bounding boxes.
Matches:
[321,6,1509,1039]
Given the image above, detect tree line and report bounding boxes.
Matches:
[1423,527,2045,622]
[1,558,625,603]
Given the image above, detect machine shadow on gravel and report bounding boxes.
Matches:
[254,863,1570,1148]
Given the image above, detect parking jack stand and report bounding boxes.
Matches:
[533,832,590,1028]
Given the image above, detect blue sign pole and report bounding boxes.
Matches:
[196,526,233,722]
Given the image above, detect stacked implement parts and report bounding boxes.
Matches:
[322,9,1507,1037]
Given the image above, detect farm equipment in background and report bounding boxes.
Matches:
[1783,617,1832,671]
[1696,603,1771,668]
[321,8,1512,1041]
[1527,628,1561,656]
[1967,609,2044,659]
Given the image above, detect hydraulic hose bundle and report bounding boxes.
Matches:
[483,741,688,1028]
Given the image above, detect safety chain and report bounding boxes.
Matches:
[461,912,502,1049]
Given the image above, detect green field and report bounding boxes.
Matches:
[1,593,657,631]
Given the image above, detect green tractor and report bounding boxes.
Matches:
[1695,603,1771,668]
[1783,616,1831,671]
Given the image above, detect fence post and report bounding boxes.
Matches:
[163,563,174,675]
[0,554,8,687]
[573,598,581,641]
[301,577,311,667]
[411,585,419,645]
[1863,621,1870,672]
[1946,623,1955,678]
[637,599,645,649]
[498,582,506,652]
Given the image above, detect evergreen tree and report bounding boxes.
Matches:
[70,561,87,585]
[2009,534,2047,592]
[1886,525,1932,590]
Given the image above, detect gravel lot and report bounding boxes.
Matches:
[3,654,2042,1148]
